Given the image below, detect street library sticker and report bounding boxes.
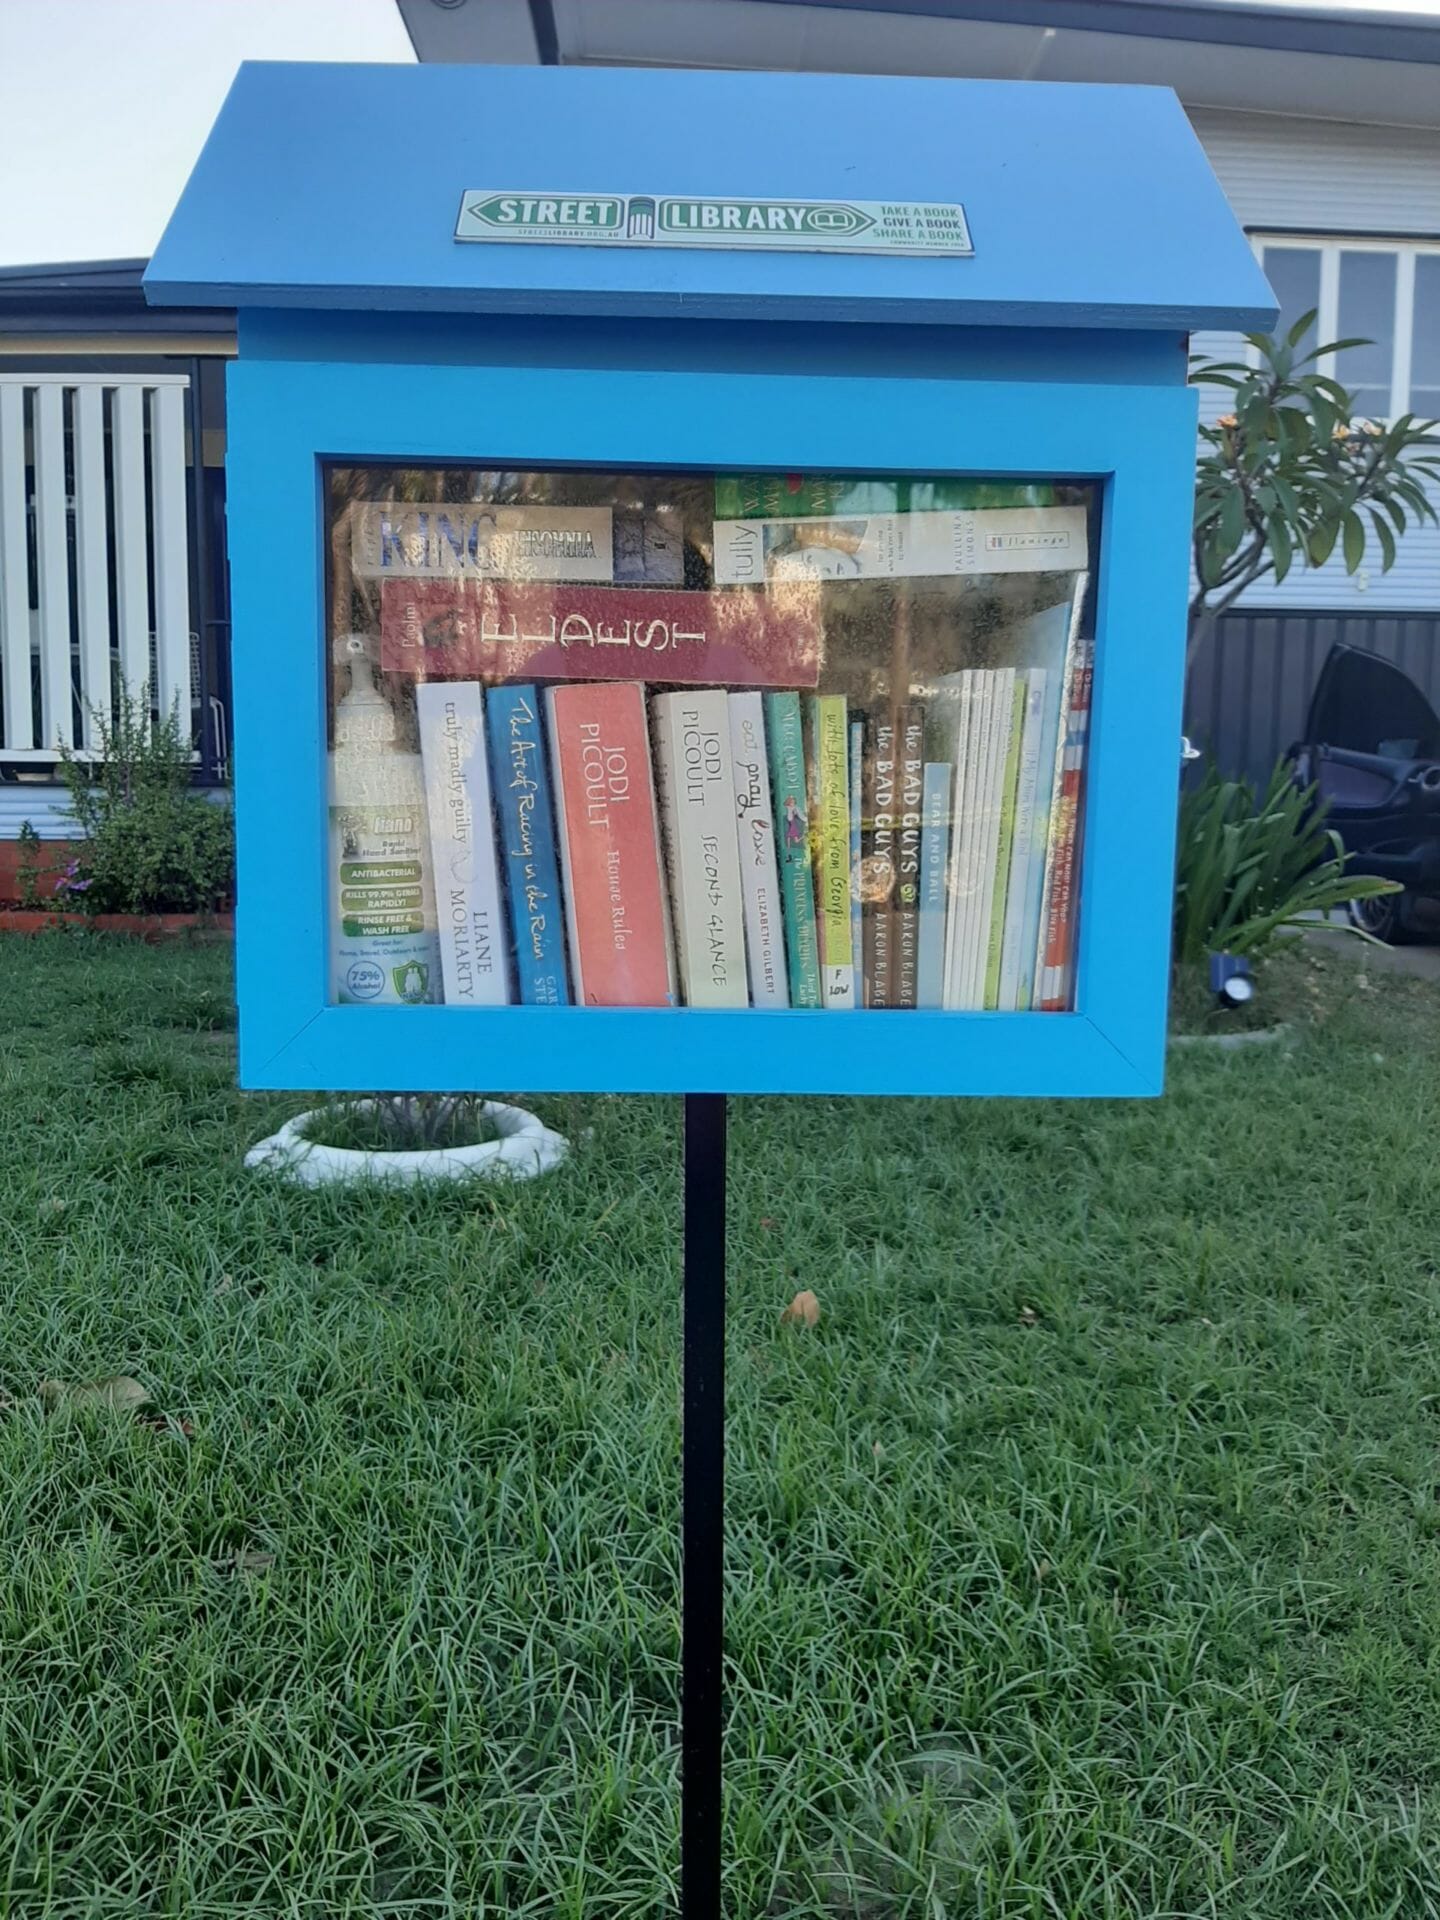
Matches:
[455,192,973,257]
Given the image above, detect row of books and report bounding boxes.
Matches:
[410,659,1090,1011]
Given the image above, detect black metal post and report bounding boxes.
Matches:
[682,1092,726,1919]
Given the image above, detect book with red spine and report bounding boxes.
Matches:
[380,579,822,688]
[1036,641,1094,1012]
[545,682,676,1007]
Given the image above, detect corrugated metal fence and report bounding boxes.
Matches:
[1187,609,1440,789]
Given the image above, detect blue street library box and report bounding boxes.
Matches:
[146,62,1274,1098]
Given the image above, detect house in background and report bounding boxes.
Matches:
[0,0,1435,887]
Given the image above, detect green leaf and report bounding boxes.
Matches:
[1218,486,1245,558]
[1370,510,1397,572]
[1267,515,1293,584]
[1286,308,1318,349]
[1307,520,1340,567]
[1342,510,1365,573]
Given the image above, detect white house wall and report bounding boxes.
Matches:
[1187,108,1440,615]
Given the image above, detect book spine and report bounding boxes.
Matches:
[416,681,511,1007]
[809,695,856,1009]
[652,690,748,1008]
[1016,663,1069,1011]
[763,692,822,1009]
[864,712,897,1007]
[892,704,925,1008]
[1037,642,1094,1012]
[381,580,823,689]
[917,762,951,1010]
[546,682,675,1007]
[982,676,1028,1009]
[485,682,571,1006]
[965,670,1013,1008]
[944,674,986,1009]
[849,720,864,1005]
[728,693,789,1008]
[996,670,1047,1013]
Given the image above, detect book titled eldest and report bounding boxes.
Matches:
[485,683,571,1005]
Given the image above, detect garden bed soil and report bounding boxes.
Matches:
[0,908,233,942]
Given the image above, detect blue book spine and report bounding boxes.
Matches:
[849,720,864,1005]
[485,683,571,1005]
[917,762,952,1010]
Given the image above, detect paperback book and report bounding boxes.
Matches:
[808,694,856,1009]
[764,691,822,1009]
[893,704,925,1008]
[1037,640,1095,1012]
[485,682,571,1005]
[917,762,951,1009]
[728,693,789,1007]
[380,579,823,687]
[416,680,511,1007]
[863,711,898,1008]
[546,681,676,1007]
[652,690,748,1008]
[713,506,1088,586]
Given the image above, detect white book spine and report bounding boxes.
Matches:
[652,690,748,1008]
[956,673,1000,1009]
[942,674,981,1010]
[998,669,1048,1012]
[416,680,511,1006]
[727,692,789,1008]
[961,671,1001,1008]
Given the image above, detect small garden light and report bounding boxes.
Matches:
[1209,950,1254,1008]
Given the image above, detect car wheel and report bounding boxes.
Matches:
[1348,890,1413,944]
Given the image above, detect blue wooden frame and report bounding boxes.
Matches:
[227,321,1197,1098]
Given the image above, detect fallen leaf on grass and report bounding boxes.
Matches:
[781,1290,821,1329]
[135,1410,195,1441]
[211,1548,275,1578]
[39,1376,151,1414]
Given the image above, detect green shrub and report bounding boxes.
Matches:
[57,687,234,915]
[1173,759,1398,969]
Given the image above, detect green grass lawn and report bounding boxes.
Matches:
[2,935,1439,1918]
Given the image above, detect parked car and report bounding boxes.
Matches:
[1291,643,1440,944]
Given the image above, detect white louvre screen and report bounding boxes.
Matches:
[0,372,194,760]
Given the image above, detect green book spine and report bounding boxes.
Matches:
[983,677,1029,1009]
[764,691,822,1009]
[715,474,1057,519]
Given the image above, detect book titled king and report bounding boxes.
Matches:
[652,691,748,1008]
[547,682,675,1007]
[485,683,570,1005]
[416,681,511,1006]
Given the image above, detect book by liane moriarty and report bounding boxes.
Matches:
[416,680,511,1007]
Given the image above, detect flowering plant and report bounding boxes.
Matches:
[1190,314,1440,669]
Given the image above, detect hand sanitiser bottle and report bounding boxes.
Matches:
[328,633,441,1004]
